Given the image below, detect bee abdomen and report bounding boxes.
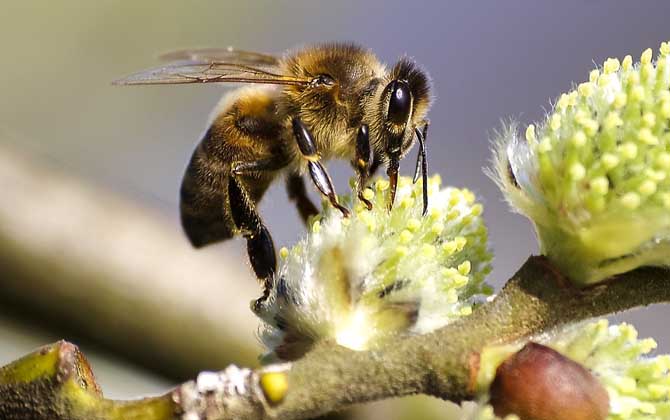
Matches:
[180,140,235,248]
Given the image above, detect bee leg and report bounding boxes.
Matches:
[228,176,276,305]
[286,173,319,226]
[353,124,373,210]
[291,117,350,217]
[413,122,429,216]
[231,157,288,175]
[369,154,383,177]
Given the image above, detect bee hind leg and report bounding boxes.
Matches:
[228,176,276,307]
[291,117,350,217]
[286,173,319,226]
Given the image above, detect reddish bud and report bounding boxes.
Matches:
[489,342,609,420]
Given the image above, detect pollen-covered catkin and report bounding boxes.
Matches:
[254,175,492,361]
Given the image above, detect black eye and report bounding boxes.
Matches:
[386,80,412,124]
[311,74,335,87]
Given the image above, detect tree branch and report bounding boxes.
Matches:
[3,256,669,419]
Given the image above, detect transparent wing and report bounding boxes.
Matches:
[159,47,280,66]
[113,60,308,86]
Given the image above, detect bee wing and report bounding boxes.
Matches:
[113,61,309,86]
[159,47,280,66]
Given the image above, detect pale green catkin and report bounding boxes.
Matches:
[492,43,670,285]
[254,175,492,360]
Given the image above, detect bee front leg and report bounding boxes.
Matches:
[413,121,429,216]
[286,173,319,226]
[228,176,276,307]
[291,117,350,217]
[353,124,373,210]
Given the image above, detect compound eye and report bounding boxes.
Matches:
[311,74,335,87]
[386,80,412,124]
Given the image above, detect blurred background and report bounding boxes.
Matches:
[2,0,670,417]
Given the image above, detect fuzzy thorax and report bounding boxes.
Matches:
[254,175,492,361]
[492,43,670,285]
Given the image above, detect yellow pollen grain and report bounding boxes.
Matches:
[597,73,612,87]
[550,114,561,131]
[641,47,653,64]
[462,189,476,204]
[660,193,670,209]
[642,112,657,127]
[395,246,409,257]
[399,230,413,244]
[447,209,459,221]
[621,192,641,209]
[457,260,472,275]
[431,222,444,235]
[589,69,600,83]
[578,82,594,97]
[590,177,609,195]
[399,196,413,209]
[661,101,670,118]
[279,247,289,259]
[406,218,421,232]
[601,153,620,169]
[375,179,389,191]
[604,112,623,130]
[613,92,627,109]
[646,169,666,182]
[619,142,638,159]
[260,371,289,405]
[661,42,670,56]
[572,131,587,147]
[461,215,473,226]
[622,55,633,70]
[603,57,620,74]
[454,236,467,251]
[362,188,374,201]
[631,86,645,102]
[639,180,657,196]
[428,207,442,220]
[656,152,670,169]
[525,124,536,142]
[538,137,552,152]
[581,119,599,136]
[459,306,473,316]
[557,93,570,110]
[312,220,321,233]
[638,128,659,145]
[569,163,586,180]
[442,241,457,255]
[452,273,469,288]
[470,203,483,217]
[421,244,436,258]
[446,289,458,304]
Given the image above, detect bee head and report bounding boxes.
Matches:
[371,58,431,206]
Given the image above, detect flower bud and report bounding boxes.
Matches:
[489,342,609,420]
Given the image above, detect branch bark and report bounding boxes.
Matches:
[3,256,669,420]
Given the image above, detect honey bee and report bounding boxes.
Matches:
[115,43,432,298]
